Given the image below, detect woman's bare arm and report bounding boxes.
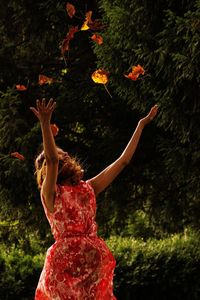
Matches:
[30,99,58,212]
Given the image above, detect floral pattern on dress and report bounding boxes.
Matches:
[35,180,116,300]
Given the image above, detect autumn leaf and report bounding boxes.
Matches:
[124,73,139,81]
[10,152,25,160]
[81,11,93,31]
[16,84,27,91]
[66,2,75,18]
[51,124,59,136]
[91,33,103,45]
[61,26,79,54]
[38,75,54,85]
[91,69,109,84]
[124,64,145,81]
[132,64,145,75]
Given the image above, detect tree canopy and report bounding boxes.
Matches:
[0,0,200,244]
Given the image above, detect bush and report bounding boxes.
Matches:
[0,230,200,299]
[0,245,44,300]
[107,230,200,300]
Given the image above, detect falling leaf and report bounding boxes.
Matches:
[16,84,27,91]
[81,11,93,31]
[61,26,79,54]
[66,3,76,18]
[91,69,109,84]
[61,68,68,76]
[124,73,139,81]
[81,21,90,31]
[132,64,145,75]
[10,152,25,160]
[51,124,59,136]
[38,75,54,85]
[91,33,103,45]
[124,64,145,81]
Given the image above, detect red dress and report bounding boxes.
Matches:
[35,180,116,300]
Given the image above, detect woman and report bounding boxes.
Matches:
[31,99,158,300]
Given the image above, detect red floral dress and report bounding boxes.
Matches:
[35,180,116,300]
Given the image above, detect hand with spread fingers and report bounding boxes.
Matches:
[30,98,56,124]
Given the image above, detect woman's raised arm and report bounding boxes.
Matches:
[30,98,58,212]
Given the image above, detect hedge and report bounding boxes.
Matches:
[0,231,200,299]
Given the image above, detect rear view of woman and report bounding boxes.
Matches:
[31,98,158,300]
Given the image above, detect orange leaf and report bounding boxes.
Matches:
[51,124,59,136]
[16,84,27,91]
[132,64,145,75]
[91,69,109,84]
[91,33,103,45]
[124,73,139,81]
[38,75,53,85]
[61,26,79,54]
[66,3,76,18]
[85,11,93,24]
[10,152,25,160]
[81,11,93,31]
[124,64,145,81]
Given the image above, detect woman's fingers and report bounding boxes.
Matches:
[30,107,39,118]
[149,105,158,120]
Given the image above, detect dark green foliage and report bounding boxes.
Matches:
[94,0,200,231]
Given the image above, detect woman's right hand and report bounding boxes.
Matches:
[30,98,56,124]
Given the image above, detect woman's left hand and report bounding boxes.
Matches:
[139,104,159,128]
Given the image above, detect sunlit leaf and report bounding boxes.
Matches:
[66,2,76,18]
[61,68,68,76]
[91,69,109,84]
[81,21,90,31]
[10,152,25,160]
[38,75,54,85]
[81,11,92,31]
[51,124,59,136]
[91,33,103,45]
[16,84,27,91]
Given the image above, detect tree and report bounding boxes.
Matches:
[93,0,200,232]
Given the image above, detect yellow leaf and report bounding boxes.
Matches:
[81,21,90,31]
[91,69,109,84]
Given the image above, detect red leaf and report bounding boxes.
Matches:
[16,84,27,91]
[66,3,76,18]
[124,64,145,81]
[38,75,53,85]
[10,152,25,160]
[81,11,93,31]
[91,33,103,45]
[51,124,59,136]
[61,26,79,54]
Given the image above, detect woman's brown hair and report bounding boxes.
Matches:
[34,147,84,189]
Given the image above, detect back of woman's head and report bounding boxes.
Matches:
[34,147,84,189]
